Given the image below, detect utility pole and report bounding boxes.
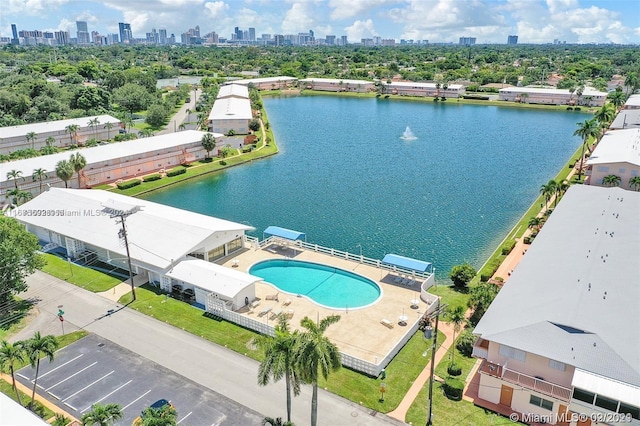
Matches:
[426,298,448,426]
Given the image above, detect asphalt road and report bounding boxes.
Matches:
[18,271,407,426]
[17,334,262,425]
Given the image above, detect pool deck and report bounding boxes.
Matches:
[220,242,432,364]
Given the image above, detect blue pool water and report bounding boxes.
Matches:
[250,259,381,309]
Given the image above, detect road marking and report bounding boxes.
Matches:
[47,362,98,391]
[17,373,30,381]
[38,354,84,379]
[62,370,114,402]
[177,411,193,424]
[122,389,151,411]
[80,380,132,413]
[63,401,77,411]
[47,391,60,400]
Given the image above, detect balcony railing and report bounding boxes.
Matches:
[472,346,489,359]
[502,367,572,402]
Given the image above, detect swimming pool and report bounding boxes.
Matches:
[249,259,381,309]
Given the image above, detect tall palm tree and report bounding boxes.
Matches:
[594,103,616,138]
[573,118,600,181]
[69,153,87,188]
[528,216,542,231]
[81,403,123,426]
[296,315,341,426]
[446,306,466,366]
[539,180,557,211]
[624,71,638,96]
[104,122,114,140]
[602,174,621,187]
[201,133,217,159]
[629,176,640,191]
[22,331,58,409]
[88,117,100,140]
[178,123,186,131]
[55,159,74,188]
[139,129,155,138]
[608,89,626,110]
[262,417,294,426]
[136,404,177,426]
[32,168,48,193]
[45,136,56,147]
[255,316,301,423]
[65,124,80,146]
[6,169,24,189]
[0,340,26,406]
[554,179,570,206]
[25,131,37,150]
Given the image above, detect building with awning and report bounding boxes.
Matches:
[382,253,433,274]
[263,226,306,241]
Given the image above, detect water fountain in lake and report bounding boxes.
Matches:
[400,126,418,140]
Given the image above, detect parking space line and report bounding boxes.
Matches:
[62,370,114,402]
[47,391,61,400]
[47,362,98,391]
[38,354,84,379]
[63,401,77,411]
[177,411,193,424]
[17,372,30,381]
[80,380,133,413]
[122,389,152,411]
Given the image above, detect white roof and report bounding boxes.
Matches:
[572,369,640,407]
[208,98,253,121]
[586,128,640,167]
[624,94,640,107]
[0,130,215,183]
[383,81,465,90]
[167,258,262,299]
[474,185,640,386]
[12,188,253,270]
[217,84,249,99]
[0,392,48,425]
[228,76,297,86]
[498,86,607,96]
[299,78,374,85]
[0,115,120,139]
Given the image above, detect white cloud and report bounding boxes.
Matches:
[7,0,70,14]
[204,1,229,19]
[345,19,377,41]
[282,2,314,33]
[329,0,401,20]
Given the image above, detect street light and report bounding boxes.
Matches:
[102,200,142,301]
[426,298,447,426]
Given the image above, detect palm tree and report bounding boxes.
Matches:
[139,129,155,138]
[262,417,294,426]
[65,124,80,146]
[6,169,24,189]
[45,136,56,147]
[573,118,600,181]
[104,122,115,140]
[201,133,217,159]
[528,216,542,231]
[594,103,616,138]
[255,316,301,423]
[554,179,570,206]
[296,315,341,426]
[608,89,626,110]
[520,92,529,104]
[136,404,177,426]
[88,117,101,140]
[178,123,186,131]
[32,168,48,194]
[55,160,74,188]
[81,403,123,426]
[624,71,638,96]
[69,153,87,188]
[539,180,557,211]
[629,176,640,191]
[0,340,26,406]
[185,108,192,122]
[602,174,621,187]
[446,306,466,366]
[17,190,33,205]
[22,331,58,409]
[25,131,37,150]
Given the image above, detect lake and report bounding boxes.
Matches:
[143,96,583,279]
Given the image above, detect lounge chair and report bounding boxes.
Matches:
[266,292,279,301]
[286,309,294,319]
[251,300,261,309]
[282,298,292,306]
[259,306,272,317]
[381,318,394,329]
[270,308,283,319]
[394,275,403,284]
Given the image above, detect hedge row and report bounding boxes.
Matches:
[479,256,503,282]
[143,174,162,182]
[166,167,187,177]
[501,239,517,255]
[116,179,141,190]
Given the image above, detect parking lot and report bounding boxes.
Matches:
[17,334,263,425]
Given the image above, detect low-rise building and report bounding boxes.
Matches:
[472,185,640,425]
[217,83,250,100]
[610,95,640,130]
[228,76,297,90]
[0,130,214,201]
[299,78,376,93]
[12,188,260,310]
[498,87,607,107]
[382,81,465,98]
[585,128,640,189]
[0,115,120,155]
[208,98,253,135]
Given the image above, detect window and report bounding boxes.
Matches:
[207,245,225,261]
[595,395,619,412]
[618,168,626,174]
[572,388,595,404]
[548,359,566,371]
[619,403,640,420]
[227,237,243,253]
[530,395,553,410]
[597,166,609,172]
[189,252,204,260]
[499,344,526,362]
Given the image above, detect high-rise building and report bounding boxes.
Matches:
[55,30,70,45]
[341,35,348,46]
[234,27,243,41]
[325,35,335,45]
[76,21,90,44]
[459,36,476,46]
[507,35,518,45]
[159,29,167,45]
[118,22,132,44]
[11,24,19,45]
[106,33,119,44]
[248,27,255,42]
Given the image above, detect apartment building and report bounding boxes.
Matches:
[382,81,466,98]
[498,87,608,107]
[299,78,376,93]
[585,128,640,189]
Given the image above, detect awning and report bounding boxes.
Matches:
[572,369,640,406]
[264,226,306,241]
[382,254,432,273]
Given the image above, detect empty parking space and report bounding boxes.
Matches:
[17,334,263,425]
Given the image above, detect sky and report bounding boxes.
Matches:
[1,0,639,44]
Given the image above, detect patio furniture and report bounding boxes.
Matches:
[259,306,272,317]
[270,308,283,319]
[282,298,292,306]
[398,315,408,325]
[266,292,279,301]
[410,299,420,308]
[381,318,394,329]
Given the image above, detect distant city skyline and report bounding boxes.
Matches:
[1,0,639,45]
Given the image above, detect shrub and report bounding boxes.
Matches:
[443,377,464,400]
[479,257,502,282]
[566,106,574,110]
[450,263,476,289]
[447,363,462,376]
[219,160,227,166]
[166,167,187,177]
[29,400,47,419]
[143,174,162,182]
[116,179,141,190]
[501,239,516,255]
[574,107,581,111]
[456,329,476,357]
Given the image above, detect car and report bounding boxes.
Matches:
[132,399,175,425]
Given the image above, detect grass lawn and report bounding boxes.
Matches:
[40,253,123,292]
[0,298,33,341]
[429,285,469,311]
